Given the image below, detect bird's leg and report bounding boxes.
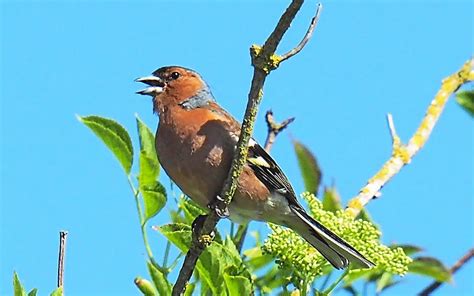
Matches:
[207,195,230,219]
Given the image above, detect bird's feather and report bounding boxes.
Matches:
[246,140,374,269]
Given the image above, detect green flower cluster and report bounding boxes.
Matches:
[263,223,327,280]
[262,193,411,283]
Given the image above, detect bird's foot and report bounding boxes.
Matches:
[207,195,230,219]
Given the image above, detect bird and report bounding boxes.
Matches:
[136,66,374,269]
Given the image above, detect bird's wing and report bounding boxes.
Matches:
[246,139,302,208]
[201,102,302,207]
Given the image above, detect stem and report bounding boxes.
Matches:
[127,175,155,264]
[162,240,172,270]
[319,272,332,291]
[57,231,68,289]
[230,222,235,238]
[234,224,249,252]
[300,278,309,296]
[419,248,474,295]
[322,269,349,295]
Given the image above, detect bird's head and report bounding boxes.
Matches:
[136,66,214,114]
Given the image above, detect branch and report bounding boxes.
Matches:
[419,248,474,295]
[280,3,323,63]
[57,230,68,288]
[234,110,295,252]
[264,110,295,152]
[346,59,474,217]
[172,1,321,295]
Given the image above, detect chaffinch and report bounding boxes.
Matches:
[136,66,374,269]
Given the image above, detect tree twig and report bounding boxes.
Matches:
[419,248,474,295]
[57,230,68,289]
[234,110,295,252]
[280,3,323,63]
[172,1,320,294]
[346,59,474,217]
[264,110,295,152]
[386,113,399,145]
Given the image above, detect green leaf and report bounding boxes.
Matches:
[136,115,158,160]
[355,209,372,222]
[455,90,474,117]
[27,289,38,296]
[195,238,250,295]
[50,286,63,296]
[222,237,246,265]
[169,209,188,224]
[322,186,342,212]
[136,116,165,222]
[243,246,273,271]
[134,277,157,296]
[156,223,192,252]
[183,282,195,296]
[78,115,133,174]
[139,152,159,187]
[408,257,452,282]
[254,265,291,292]
[343,268,374,286]
[341,286,358,296]
[390,244,423,256]
[13,272,26,296]
[147,261,172,295]
[223,265,253,296]
[142,181,167,222]
[157,225,250,295]
[179,197,206,224]
[375,272,397,293]
[293,140,322,194]
[200,280,211,296]
[137,116,160,184]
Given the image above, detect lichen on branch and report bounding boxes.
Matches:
[346,59,474,217]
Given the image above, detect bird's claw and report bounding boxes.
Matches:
[208,196,230,218]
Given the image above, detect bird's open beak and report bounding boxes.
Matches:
[135,76,165,96]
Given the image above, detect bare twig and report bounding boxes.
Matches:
[234,110,295,252]
[172,1,321,294]
[57,230,68,289]
[346,59,474,217]
[280,3,323,63]
[419,248,474,295]
[264,110,295,152]
[386,113,398,145]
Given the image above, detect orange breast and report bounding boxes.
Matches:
[156,106,270,211]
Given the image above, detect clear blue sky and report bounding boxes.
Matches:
[1,1,472,295]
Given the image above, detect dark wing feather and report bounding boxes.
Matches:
[247,140,303,208]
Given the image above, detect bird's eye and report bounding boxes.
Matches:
[170,72,180,80]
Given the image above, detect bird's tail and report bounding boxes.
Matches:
[287,205,375,269]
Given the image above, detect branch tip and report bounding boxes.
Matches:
[386,113,398,142]
[345,58,473,217]
[57,230,68,289]
[280,2,323,62]
[264,109,295,152]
